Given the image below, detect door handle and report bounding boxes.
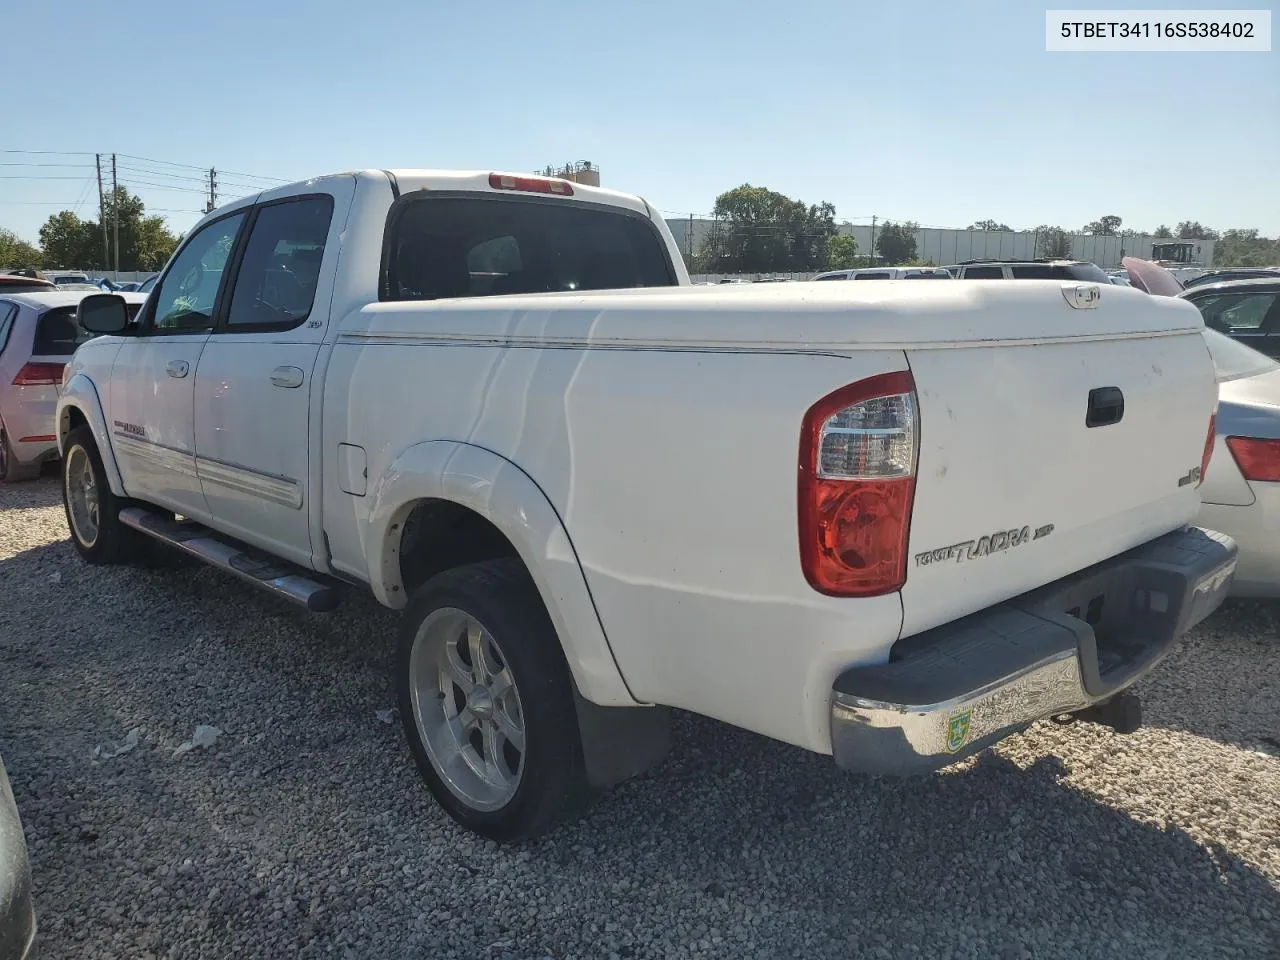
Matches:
[1086,386,1124,428]
[166,360,189,379]
[270,366,305,389]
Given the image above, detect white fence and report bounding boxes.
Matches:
[666,219,1215,271]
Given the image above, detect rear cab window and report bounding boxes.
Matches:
[383,194,677,301]
[852,272,892,280]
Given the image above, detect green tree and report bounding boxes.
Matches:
[1215,229,1280,268]
[826,234,859,269]
[875,221,918,265]
[1152,224,1173,238]
[0,228,43,269]
[969,219,1011,231]
[1082,215,1122,236]
[1176,220,1220,240]
[38,211,98,268]
[1033,225,1073,259]
[36,187,181,271]
[698,184,838,274]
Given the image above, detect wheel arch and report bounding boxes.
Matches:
[56,376,126,496]
[364,440,641,708]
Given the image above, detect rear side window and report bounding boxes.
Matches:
[0,303,17,354]
[33,307,95,355]
[29,303,140,355]
[904,271,950,279]
[1194,293,1279,332]
[383,195,676,301]
[853,272,892,280]
[963,266,1004,279]
[814,273,849,281]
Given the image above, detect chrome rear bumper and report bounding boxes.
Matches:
[830,526,1237,774]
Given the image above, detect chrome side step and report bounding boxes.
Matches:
[118,506,342,613]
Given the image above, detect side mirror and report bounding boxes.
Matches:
[77,293,131,334]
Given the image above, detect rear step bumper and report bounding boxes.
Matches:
[829,526,1237,775]
[118,507,342,612]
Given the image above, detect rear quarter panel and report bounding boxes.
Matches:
[323,313,909,752]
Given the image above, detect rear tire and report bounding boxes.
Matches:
[0,425,39,483]
[396,558,590,842]
[62,426,147,565]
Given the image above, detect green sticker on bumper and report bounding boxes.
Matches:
[946,710,972,753]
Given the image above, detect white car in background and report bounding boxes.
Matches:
[1198,328,1280,597]
[0,290,147,481]
[813,266,952,280]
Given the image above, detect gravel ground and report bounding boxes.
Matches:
[1,474,1278,960]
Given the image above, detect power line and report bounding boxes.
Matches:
[0,162,96,169]
[116,177,212,194]
[116,163,209,184]
[116,153,285,184]
[0,150,94,157]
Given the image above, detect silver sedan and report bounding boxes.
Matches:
[1199,328,1280,597]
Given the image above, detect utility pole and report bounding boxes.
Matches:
[206,168,217,214]
[869,215,877,267]
[688,213,694,263]
[95,154,107,271]
[111,153,119,276]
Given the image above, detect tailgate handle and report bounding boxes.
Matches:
[1086,386,1124,428]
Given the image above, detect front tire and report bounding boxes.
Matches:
[396,558,589,842]
[62,426,146,565]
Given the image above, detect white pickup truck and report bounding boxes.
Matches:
[58,169,1237,841]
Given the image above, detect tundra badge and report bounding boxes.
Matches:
[914,522,1052,568]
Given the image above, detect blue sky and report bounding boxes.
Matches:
[4,0,1277,243]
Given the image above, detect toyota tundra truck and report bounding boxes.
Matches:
[56,169,1236,841]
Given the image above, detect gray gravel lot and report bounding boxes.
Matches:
[1,475,1278,959]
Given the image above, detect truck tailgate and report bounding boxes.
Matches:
[901,328,1216,638]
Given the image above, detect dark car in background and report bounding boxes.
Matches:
[0,277,56,294]
[1181,268,1280,290]
[1179,277,1280,358]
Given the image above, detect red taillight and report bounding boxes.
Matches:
[1200,412,1216,486]
[12,362,64,386]
[798,370,919,597]
[488,172,574,196]
[1225,435,1280,483]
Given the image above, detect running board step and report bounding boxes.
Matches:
[118,506,342,613]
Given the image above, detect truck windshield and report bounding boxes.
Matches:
[384,196,677,301]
